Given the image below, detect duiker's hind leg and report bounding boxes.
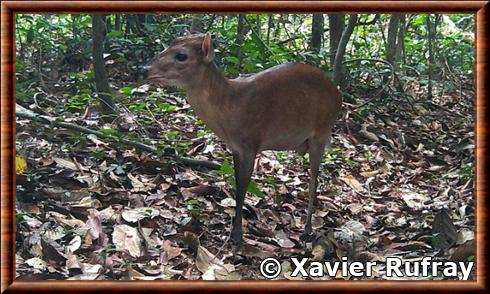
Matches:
[304,136,327,235]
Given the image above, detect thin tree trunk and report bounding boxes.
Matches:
[273,15,283,40]
[397,14,406,67]
[136,15,146,35]
[386,14,401,69]
[190,15,204,32]
[426,14,434,101]
[236,14,246,70]
[328,14,345,67]
[333,14,358,86]
[115,14,121,31]
[16,18,25,57]
[105,15,112,32]
[91,14,115,115]
[310,14,324,54]
[267,14,273,45]
[255,14,261,35]
[126,15,138,35]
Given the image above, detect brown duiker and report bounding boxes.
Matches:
[147,32,342,245]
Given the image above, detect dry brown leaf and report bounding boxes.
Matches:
[85,209,102,240]
[112,224,143,258]
[195,245,237,280]
[401,191,429,210]
[160,240,182,263]
[340,175,364,192]
[53,157,79,171]
[274,230,295,248]
[121,207,160,223]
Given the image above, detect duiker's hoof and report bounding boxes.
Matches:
[300,231,315,242]
[231,232,243,246]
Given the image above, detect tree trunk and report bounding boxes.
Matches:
[190,15,204,32]
[105,15,112,32]
[255,14,261,35]
[328,14,345,67]
[115,14,121,31]
[125,15,138,36]
[236,14,246,70]
[426,14,434,101]
[266,14,273,45]
[91,14,115,115]
[135,15,146,35]
[310,14,324,54]
[386,15,400,67]
[396,14,406,67]
[332,14,358,86]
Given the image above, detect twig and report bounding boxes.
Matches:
[16,104,221,170]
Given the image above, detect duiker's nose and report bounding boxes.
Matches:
[141,65,150,79]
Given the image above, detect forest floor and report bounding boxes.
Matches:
[15,72,475,280]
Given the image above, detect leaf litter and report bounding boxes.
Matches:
[15,77,475,280]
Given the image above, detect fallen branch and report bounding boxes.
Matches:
[15,104,221,170]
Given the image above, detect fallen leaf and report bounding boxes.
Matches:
[26,257,47,271]
[16,155,28,174]
[274,230,295,248]
[121,207,160,223]
[455,228,474,245]
[195,245,237,280]
[66,252,83,275]
[160,240,182,263]
[340,175,364,192]
[219,198,236,208]
[53,157,79,171]
[401,191,429,210]
[112,224,143,258]
[66,235,82,253]
[85,209,102,240]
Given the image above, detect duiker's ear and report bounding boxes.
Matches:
[202,33,215,64]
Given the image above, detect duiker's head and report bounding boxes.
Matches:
[147,32,215,89]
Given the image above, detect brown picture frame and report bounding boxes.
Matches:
[1,1,488,293]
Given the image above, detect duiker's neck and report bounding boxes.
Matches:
[186,63,229,100]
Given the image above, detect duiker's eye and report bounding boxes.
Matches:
[175,53,188,62]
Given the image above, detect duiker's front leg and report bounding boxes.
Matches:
[231,151,256,245]
[304,138,325,235]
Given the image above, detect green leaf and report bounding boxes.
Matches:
[165,131,179,140]
[247,181,264,197]
[214,159,234,176]
[120,86,133,96]
[108,30,123,38]
[223,56,240,64]
[157,102,177,112]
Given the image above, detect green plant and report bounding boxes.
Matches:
[213,159,264,197]
[186,199,202,219]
